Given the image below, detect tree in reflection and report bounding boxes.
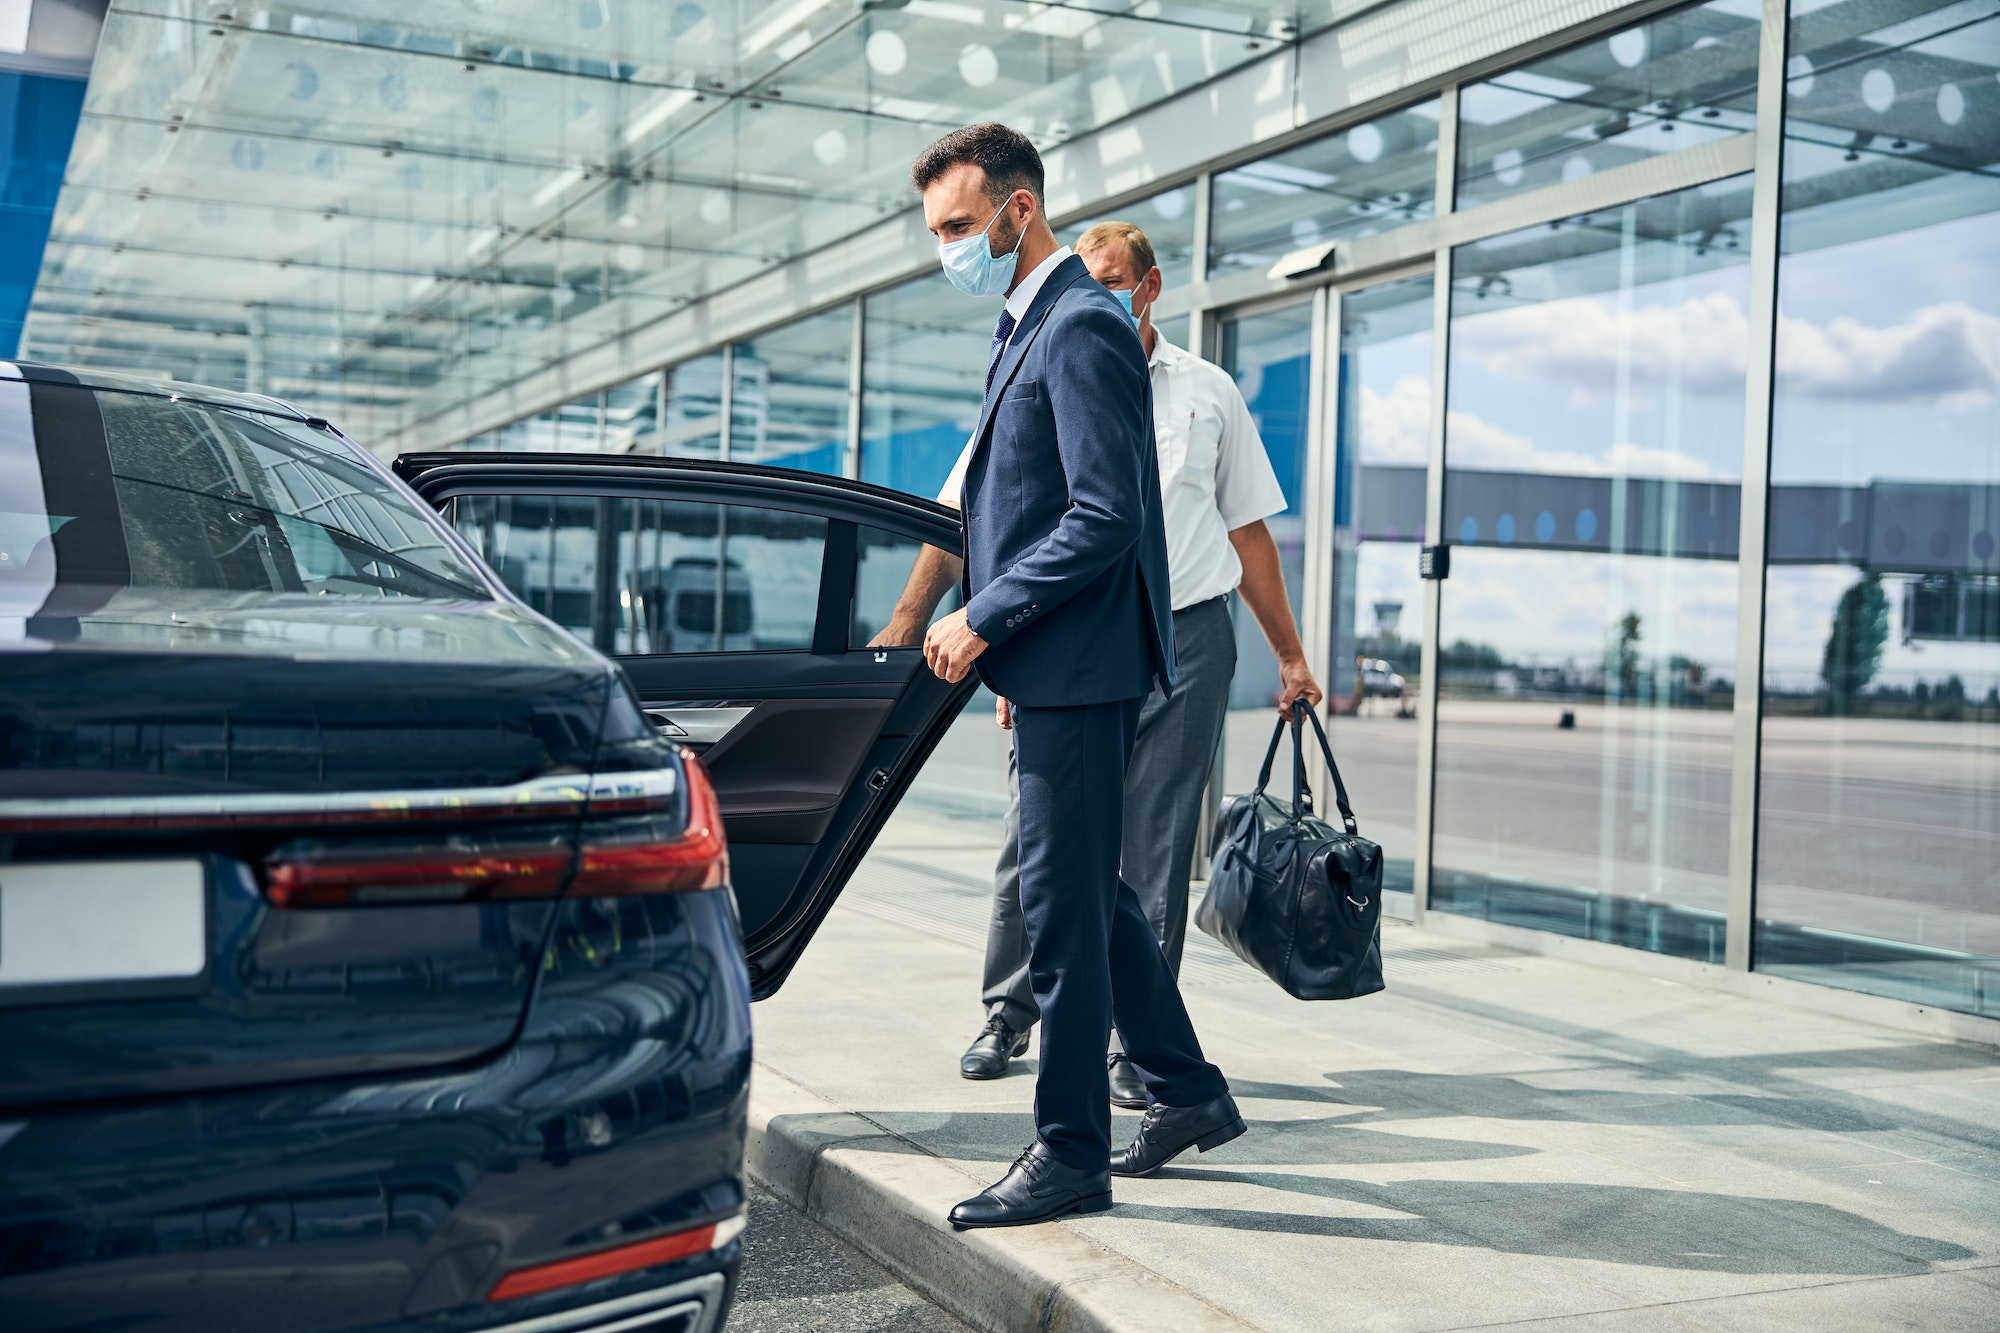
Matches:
[1821,574,1887,716]
[1610,611,1643,702]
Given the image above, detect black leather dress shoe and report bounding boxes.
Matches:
[1107,1052,1149,1109]
[949,1141,1112,1229]
[959,1015,1029,1080]
[1110,1093,1246,1178]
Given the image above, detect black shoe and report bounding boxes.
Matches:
[1110,1093,1246,1178]
[960,1015,1029,1080]
[1107,1053,1149,1109]
[948,1141,1113,1230]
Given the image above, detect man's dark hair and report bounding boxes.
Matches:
[911,122,1044,203]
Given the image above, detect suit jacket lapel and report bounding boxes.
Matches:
[967,254,1089,460]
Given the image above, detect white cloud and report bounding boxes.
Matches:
[1457,288,2000,407]
[1456,291,1751,394]
[1777,301,2000,404]
[1358,373,1431,464]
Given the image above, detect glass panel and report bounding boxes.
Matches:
[448,496,825,655]
[1329,274,1433,905]
[1455,0,1759,212]
[1431,176,1755,963]
[1216,299,1313,793]
[656,353,727,459]
[1058,184,1200,292]
[1753,0,2000,1016]
[861,273,990,500]
[1155,314,1191,353]
[604,372,663,454]
[731,307,851,474]
[1210,99,1441,278]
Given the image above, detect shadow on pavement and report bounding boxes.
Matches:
[1107,1174,1977,1275]
[848,1110,1539,1168]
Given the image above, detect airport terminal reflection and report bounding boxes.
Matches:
[17,0,1998,1026]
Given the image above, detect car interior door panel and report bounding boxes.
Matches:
[396,454,974,997]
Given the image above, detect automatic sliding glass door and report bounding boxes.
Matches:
[1428,180,1756,963]
[1326,274,1434,907]
[1213,300,1314,796]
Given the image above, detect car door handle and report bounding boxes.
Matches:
[643,710,690,738]
[645,706,755,745]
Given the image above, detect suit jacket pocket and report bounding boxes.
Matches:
[1000,378,1042,402]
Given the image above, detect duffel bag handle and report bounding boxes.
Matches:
[1252,710,1290,801]
[1290,701,1360,835]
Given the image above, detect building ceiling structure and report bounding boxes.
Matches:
[23,0,1313,442]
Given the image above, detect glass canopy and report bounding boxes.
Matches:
[24,0,1300,444]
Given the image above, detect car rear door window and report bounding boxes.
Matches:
[447,495,828,655]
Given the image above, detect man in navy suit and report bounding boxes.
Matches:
[912,124,1246,1229]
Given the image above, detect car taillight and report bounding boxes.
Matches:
[263,757,727,907]
[487,1213,746,1303]
[264,826,575,907]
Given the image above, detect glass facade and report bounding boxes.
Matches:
[1210,100,1441,277]
[861,273,990,501]
[732,308,851,473]
[1060,184,1201,291]
[1456,0,1759,210]
[1753,0,2000,1014]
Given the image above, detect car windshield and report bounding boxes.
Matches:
[1,380,489,606]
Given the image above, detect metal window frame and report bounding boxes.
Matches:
[1725,0,1792,972]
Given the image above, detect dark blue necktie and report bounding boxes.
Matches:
[985,309,1017,398]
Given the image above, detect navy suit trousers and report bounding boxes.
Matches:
[1011,696,1230,1169]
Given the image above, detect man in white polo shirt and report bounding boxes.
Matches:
[872,221,1322,1106]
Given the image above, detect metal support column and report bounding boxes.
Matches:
[1412,83,1459,926]
[845,298,866,481]
[1187,172,1212,357]
[1298,284,1339,801]
[1725,0,1791,973]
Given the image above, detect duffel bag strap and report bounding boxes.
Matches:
[1293,701,1359,834]
[1252,710,1291,800]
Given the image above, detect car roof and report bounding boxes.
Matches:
[1,359,323,424]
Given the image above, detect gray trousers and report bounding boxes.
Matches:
[982,594,1237,1035]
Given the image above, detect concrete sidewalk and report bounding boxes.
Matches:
[747,803,2000,1332]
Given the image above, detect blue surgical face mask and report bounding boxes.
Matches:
[938,201,1023,298]
[1110,288,1140,326]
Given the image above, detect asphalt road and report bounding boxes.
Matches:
[728,1183,970,1333]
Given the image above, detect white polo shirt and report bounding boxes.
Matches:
[937,333,1287,611]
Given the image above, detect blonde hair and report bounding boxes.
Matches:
[1075,221,1158,278]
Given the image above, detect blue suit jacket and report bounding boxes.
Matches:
[960,254,1177,707]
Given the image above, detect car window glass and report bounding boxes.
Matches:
[852,525,944,649]
[3,384,487,601]
[449,495,827,656]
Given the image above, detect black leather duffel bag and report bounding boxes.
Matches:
[1195,702,1385,1001]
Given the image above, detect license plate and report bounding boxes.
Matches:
[0,860,206,989]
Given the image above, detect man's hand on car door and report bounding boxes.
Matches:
[923,607,989,683]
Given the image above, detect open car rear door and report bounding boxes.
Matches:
[396,453,976,998]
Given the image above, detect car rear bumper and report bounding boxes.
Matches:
[0,888,754,1333]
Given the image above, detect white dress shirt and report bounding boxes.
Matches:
[937,329,1286,611]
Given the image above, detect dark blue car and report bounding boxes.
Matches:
[0,362,972,1331]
